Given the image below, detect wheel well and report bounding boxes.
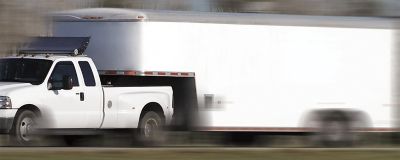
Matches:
[304,109,371,129]
[10,104,41,133]
[319,110,349,122]
[17,104,41,117]
[139,102,165,124]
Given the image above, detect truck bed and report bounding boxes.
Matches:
[100,86,173,129]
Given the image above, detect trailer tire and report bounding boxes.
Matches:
[11,110,40,146]
[137,111,165,146]
[313,113,353,147]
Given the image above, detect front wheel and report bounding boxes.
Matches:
[137,111,165,145]
[11,110,40,146]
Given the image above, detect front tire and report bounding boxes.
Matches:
[11,110,40,146]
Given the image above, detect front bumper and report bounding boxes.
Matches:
[0,109,17,134]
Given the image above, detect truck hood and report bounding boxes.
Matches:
[0,82,32,95]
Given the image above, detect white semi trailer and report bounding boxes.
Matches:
[49,8,398,145]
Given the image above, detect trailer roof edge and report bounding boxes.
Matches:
[51,8,399,29]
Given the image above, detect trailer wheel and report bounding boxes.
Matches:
[11,110,40,146]
[137,111,165,145]
[313,113,353,147]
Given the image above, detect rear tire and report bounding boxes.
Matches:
[136,111,165,146]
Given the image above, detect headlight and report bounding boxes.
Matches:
[0,96,12,109]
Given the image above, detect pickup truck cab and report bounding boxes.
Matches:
[0,37,173,145]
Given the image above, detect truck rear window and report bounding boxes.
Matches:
[79,61,96,86]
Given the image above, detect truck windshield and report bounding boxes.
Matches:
[0,58,53,85]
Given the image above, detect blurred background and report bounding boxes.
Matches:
[1,0,400,55]
[1,0,400,152]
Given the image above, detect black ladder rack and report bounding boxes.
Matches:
[18,37,90,56]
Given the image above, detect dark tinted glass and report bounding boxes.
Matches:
[50,61,79,86]
[78,61,96,86]
[0,58,53,85]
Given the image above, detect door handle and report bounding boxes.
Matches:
[76,92,84,101]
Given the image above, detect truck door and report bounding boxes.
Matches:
[77,61,103,128]
[45,61,89,128]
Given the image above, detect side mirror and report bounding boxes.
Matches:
[62,75,73,90]
[47,76,73,90]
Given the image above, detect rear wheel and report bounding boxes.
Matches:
[137,111,165,145]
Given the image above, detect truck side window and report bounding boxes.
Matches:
[78,61,96,86]
[50,61,79,86]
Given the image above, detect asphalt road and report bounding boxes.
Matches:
[1,147,400,160]
[1,147,400,151]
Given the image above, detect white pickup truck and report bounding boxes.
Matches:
[0,37,174,145]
